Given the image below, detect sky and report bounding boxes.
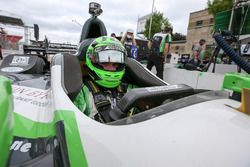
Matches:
[0,0,208,44]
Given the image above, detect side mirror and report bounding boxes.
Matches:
[34,24,39,41]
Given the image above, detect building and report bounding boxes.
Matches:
[170,9,215,58]
[186,9,215,55]
[136,9,215,59]
[137,14,151,34]
[170,40,186,55]
[0,11,24,51]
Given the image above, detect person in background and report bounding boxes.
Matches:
[188,50,201,70]
[191,39,206,64]
[120,29,137,58]
[111,33,116,38]
[0,45,3,60]
[146,25,172,79]
[165,27,173,63]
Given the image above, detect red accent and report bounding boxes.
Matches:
[0,34,23,43]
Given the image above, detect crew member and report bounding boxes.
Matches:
[146,25,172,79]
[120,29,137,59]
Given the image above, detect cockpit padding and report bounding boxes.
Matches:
[61,53,83,101]
[76,38,95,62]
[124,58,168,87]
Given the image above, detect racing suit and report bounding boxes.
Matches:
[74,80,137,122]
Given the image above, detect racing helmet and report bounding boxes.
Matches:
[86,36,127,88]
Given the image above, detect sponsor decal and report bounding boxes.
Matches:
[10,56,30,66]
[12,86,49,99]
[12,85,50,107]
[146,85,180,92]
[10,141,31,153]
[9,137,56,166]
[1,67,24,72]
[12,85,53,122]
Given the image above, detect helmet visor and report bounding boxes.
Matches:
[97,50,125,63]
[93,45,127,64]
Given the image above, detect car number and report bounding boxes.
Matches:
[11,56,30,66]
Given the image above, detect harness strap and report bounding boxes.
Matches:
[85,80,100,94]
[84,80,112,122]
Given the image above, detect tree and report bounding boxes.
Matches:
[144,11,171,39]
[207,0,233,16]
[172,33,186,41]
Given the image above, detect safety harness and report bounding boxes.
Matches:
[84,80,125,122]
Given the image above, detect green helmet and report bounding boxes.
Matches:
[86,36,127,88]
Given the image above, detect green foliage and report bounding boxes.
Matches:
[203,48,212,59]
[207,0,233,16]
[144,11,171,39]
[203,49,222,63]
[172,33,186,41]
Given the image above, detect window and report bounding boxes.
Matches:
[209,18,214,24]
[196,20,203,26]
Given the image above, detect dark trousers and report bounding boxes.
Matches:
[0,52,3,60]
[146,55,164,79]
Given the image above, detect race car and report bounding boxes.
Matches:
[0,2,250,167]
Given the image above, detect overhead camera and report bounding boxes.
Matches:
[89,2,103,17]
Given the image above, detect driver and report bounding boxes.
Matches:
[74,36,136,122]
